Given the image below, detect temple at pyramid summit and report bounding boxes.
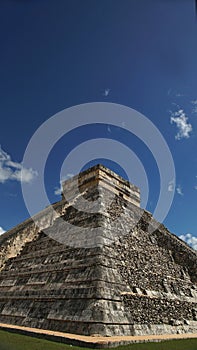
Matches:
[0,164,197,339]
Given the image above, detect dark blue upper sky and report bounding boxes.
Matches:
[0,0,196,249]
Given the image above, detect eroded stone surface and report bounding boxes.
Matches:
[0,164,196,337]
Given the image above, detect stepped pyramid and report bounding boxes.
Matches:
[0,164,196,337]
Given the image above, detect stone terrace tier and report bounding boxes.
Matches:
[62,164,140,207]
[0,164,196,338]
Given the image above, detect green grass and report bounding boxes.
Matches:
[0,330,196,350]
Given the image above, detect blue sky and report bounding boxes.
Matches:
[0,0,197,249]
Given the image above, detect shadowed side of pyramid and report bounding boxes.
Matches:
[0,164,196,337]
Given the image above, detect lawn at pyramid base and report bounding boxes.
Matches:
[0,164,196,337]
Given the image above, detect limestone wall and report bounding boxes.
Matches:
[0,165,196,337]
[0,201,68,271]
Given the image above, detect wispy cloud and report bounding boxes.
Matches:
[0,227,5,235]
[103,88,110,97]
[170,109,192,140]
[168,180,175,192]
[0,147,38,184]
[107,125,112,133]
[167,181,184,196]
[167,89,184,98]
[54,173,74,196]
[176,185,183,196]
[195,176,197,190]
[191,100,197,114]
[179,233,197,250]
[54,186,62,196]
[175,93,184,97]
[167,177,183,196]
[167,88,172,96]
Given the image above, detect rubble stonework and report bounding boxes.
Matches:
[0,164,196,337]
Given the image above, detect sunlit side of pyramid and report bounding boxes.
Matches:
[0,164,196,337]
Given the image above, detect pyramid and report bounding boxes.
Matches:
[0,164,196,338]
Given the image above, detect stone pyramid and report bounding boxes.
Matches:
[0,164,196,337]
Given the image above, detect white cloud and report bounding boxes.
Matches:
[168,180,175,192]
[168,181,183,196]
[176,185,183,196]
[0,146,38,184]
[54,186,62,196]
[194,185,197,190]
[170,109,192,140]
[103,88,110,97]
[0,227,5,235]
[179,233,197,251]
[54,173,74,196]
[66,173,74,178]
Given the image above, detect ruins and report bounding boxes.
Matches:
[0,164,196,338]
